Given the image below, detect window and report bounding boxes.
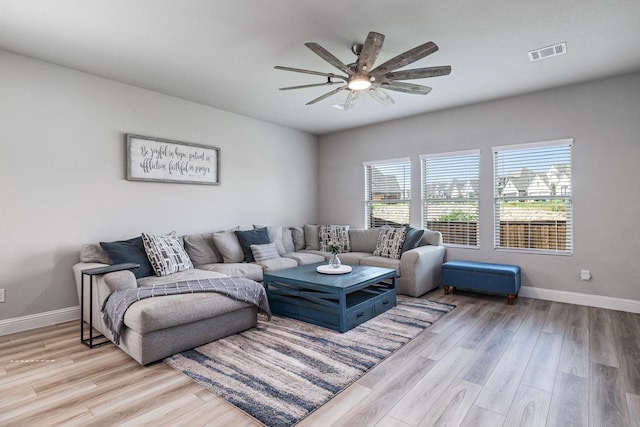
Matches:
[493,139,573,254]
[421,150,480,247]
[364,158,411,228]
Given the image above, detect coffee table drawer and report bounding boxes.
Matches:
[347,303,375,327]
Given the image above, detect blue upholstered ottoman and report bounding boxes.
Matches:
[441,260,521,304]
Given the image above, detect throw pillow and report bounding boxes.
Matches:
[319,225,351,252]
[282,228,295,253]
[141,232,194,277]
[401,227,425,254]
[250,243,281,262]
[373,227,407,259]
[303,224,321,250]
[211,228,244,263]
[80,243,111,264]
[100,236,154,279]
[253,225,286,256]
[290,226,305,251]
[235,228,270,262]
[182,232,222,265]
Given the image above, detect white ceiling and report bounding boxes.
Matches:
[1,1,639,135]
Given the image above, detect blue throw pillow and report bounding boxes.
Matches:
[100,236,154,278]
[401,227,425,254]
[235,228,271,262]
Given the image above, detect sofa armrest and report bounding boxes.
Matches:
[103,270,138,292]
[398,244,446,297]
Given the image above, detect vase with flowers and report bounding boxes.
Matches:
[327,241,343,269]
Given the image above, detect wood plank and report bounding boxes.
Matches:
[565,303,589,329]
[158,400,237,426]
[511,308,547,344]
[590,317,620,368]
[627,393,640,427]
[590,363,631,426]
[298,383,372,426]
[459,329,514,386]
[617,336,640,395]
[458,311,506,350]
[475,341,535,415]
[542,302,570,336]
[558,326,589,378]
[521,332,563,392]
[460,405,505,427]
[417,379,482,426]
[328,356,436,427]
[387,346,475,424]
[374,415,413,427]
[503,384,551,427]
[546,372,588,427]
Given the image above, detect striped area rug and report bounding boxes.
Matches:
[164,296,455,427]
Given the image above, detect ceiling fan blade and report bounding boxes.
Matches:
[370,41,439,78]
[274,65,344,79]
[305,42,355,76]
[367,87,395,106]
[357,32,385,74]
[279,81,343,91]
[344,90,360,109]
[306,85,348,105]
[383,65,451,81]
[381,81,432,95]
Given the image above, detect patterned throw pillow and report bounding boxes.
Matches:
[251,243,281,262]
[142,232,194,276]
[373,227,407,259]
[319,225,351,252]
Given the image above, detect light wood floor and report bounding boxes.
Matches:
[2,290,639,426]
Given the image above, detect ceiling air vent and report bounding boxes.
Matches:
[528,42,567,62]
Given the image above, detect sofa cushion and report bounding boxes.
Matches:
[251,243,280,262]
[373,227,407,259]
[183,232,222,265]
[303,224,321,250]
[402,227,425,253]
[124,292,251,334]
[235,228,270,262]
[360,256,401,276]
[319,225,351,252]
[212,229,244,263]
[196,262,263,282]
[349,228,382,253]
[283,252,326,265]
[100,236,154,279]
[290,226,305,251]
[336,252,372,265]
[142,232,194,277]
[257,256,298,272]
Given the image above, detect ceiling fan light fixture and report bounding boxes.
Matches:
[347,75,372,91]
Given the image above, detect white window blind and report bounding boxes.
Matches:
[493,139,573,254]
[421,150,480,247]
[364,158,411,228]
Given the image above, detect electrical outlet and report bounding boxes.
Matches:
[0,289,4,303]
[580,270,591,281]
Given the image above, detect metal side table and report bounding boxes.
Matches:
[80,263,139,348]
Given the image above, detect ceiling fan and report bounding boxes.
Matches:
[274,31,451,109]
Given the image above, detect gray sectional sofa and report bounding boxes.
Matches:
[72,225,445,364]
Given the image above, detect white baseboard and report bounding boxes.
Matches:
[520,286,640,313]
[0,306,80,336]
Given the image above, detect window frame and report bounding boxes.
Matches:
[420,149,480,249]
[363,158,412,229]
[492,138,573,255]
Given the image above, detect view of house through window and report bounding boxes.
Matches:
[364,158,411,228]
[421,150,480,247]
[493,139,573,254]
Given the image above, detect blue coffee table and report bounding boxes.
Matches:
[263,263,396,332]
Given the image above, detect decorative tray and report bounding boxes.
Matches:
[316,265,353,275]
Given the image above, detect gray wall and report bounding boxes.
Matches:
[0,51,318,321]
[318,72,640,301]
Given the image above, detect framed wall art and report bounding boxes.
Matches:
[126,134,220,185]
